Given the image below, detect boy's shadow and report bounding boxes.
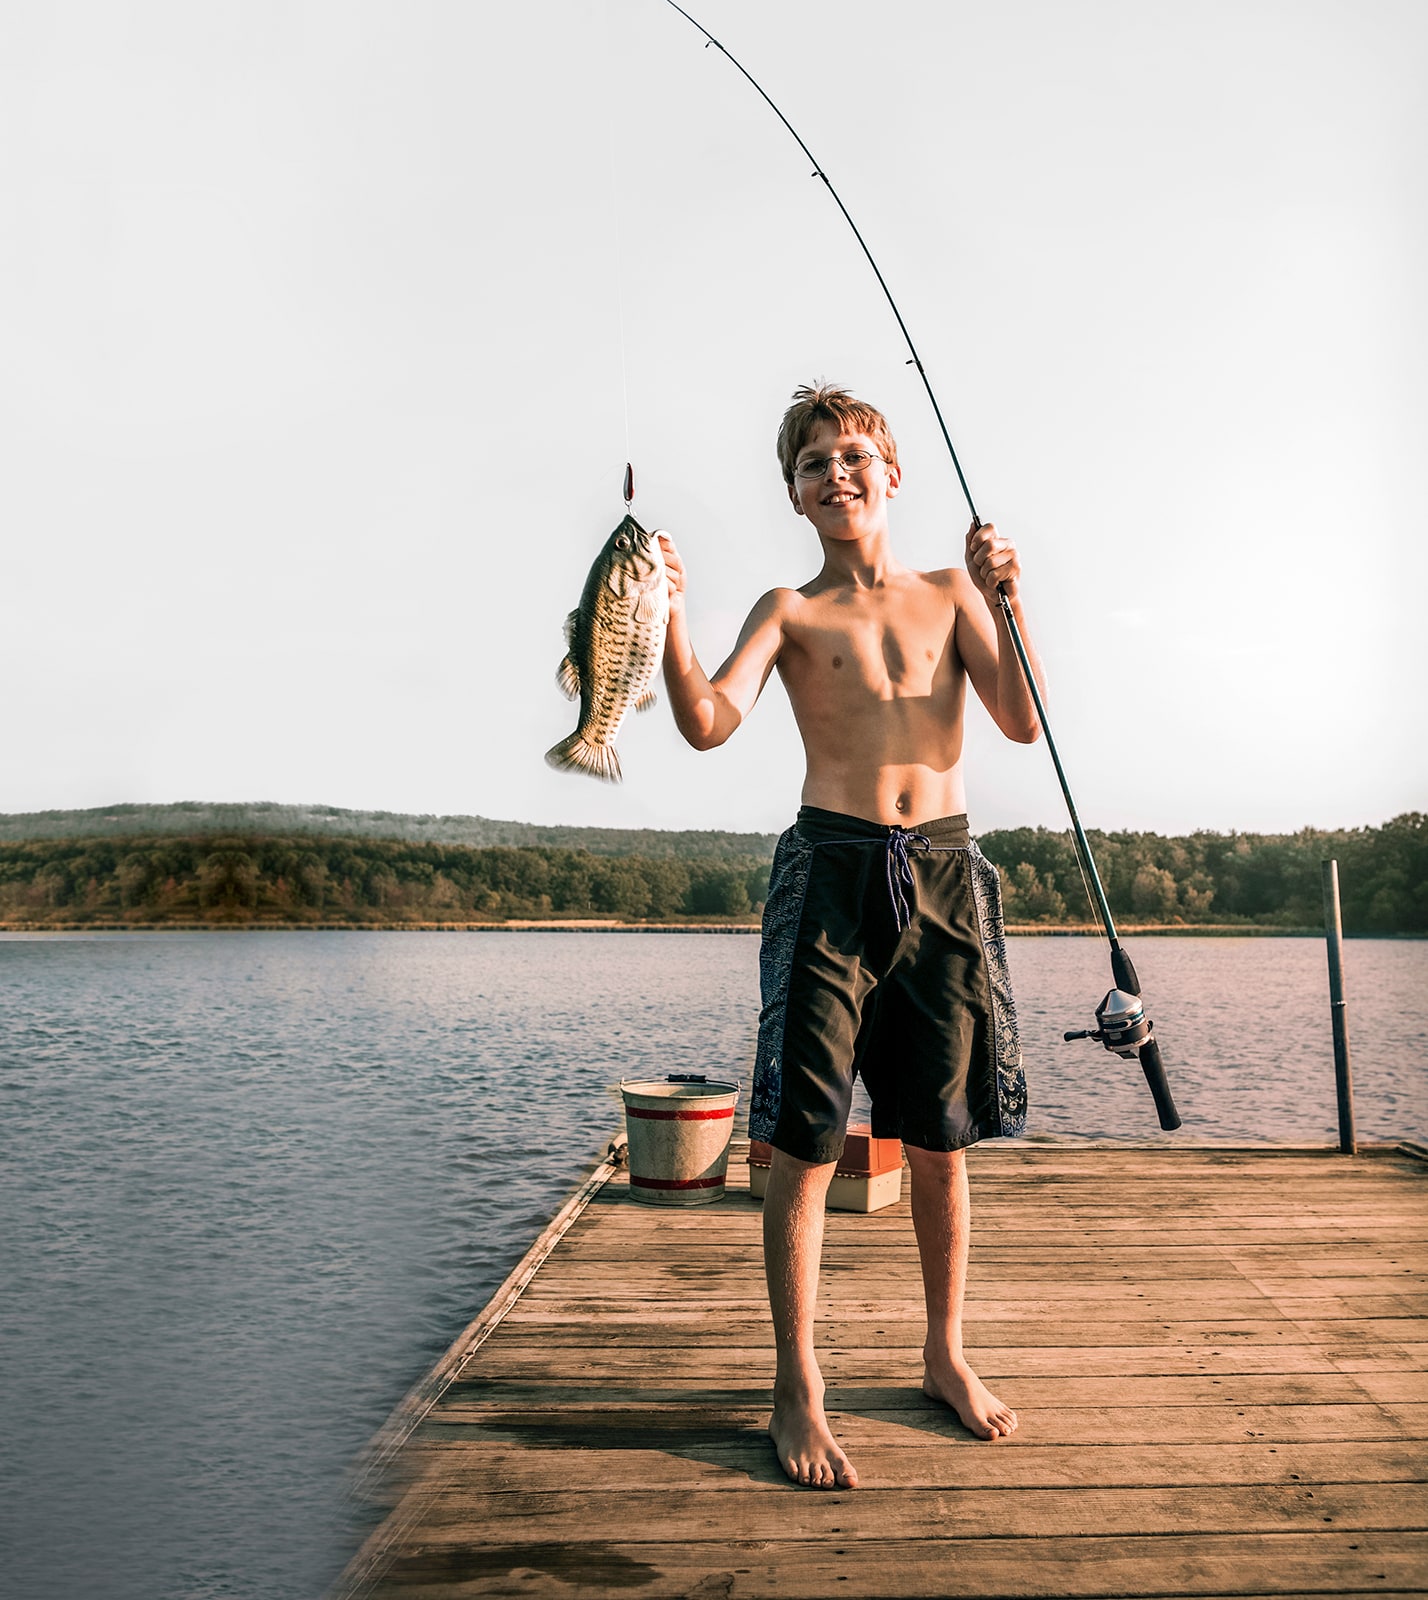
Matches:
[433,1379,1001,1490]
[826,1382,1006,1441]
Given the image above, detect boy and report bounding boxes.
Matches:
[660,383,1043,1490]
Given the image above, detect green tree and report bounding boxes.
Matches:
[1131,864,1178,919]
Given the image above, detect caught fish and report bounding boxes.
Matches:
[545,514,669,783]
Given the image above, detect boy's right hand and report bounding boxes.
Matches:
[658,533,687,624]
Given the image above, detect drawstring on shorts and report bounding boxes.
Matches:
[885,827,932,931]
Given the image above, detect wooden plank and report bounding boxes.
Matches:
[1248,1278,1428,1300]
[426,1400,1414,1446]
[464,1343,1358,1378]
[513,1288,1294,1321]
[556,1246,1427,1281]
[406,1435,1428,1491]
[593,1196,1427,1218]
[1346,1372,1428,1403]
[611,1200,1428,1227]
[837,1227,1427,1247]
[363,1530,1428,1599]
[441,1372,1391,1409]
[573,1226,1428,1247]
[518,1279,1293,1312]
[484,1339,1428,1376]
[403,1481,1428,1540]
[1290,1318,1428,1344]
[498,1313,1340,1347]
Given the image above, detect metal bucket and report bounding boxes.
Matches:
[619,1074,740,1206]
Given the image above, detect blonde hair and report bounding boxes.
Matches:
[775,381,899,486]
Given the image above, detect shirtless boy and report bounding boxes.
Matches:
[660,382,1044,1490]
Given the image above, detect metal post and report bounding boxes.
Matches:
[1320,859,1357,1155]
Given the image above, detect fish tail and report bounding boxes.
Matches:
[544,732,622,784]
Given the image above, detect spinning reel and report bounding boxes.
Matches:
[1065,988,1152,1059]
[1063,945,1180,1129]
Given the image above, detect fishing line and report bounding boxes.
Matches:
[663,0,979,525]
[660,0,1180,1131]
[1069,828,1109,938]
[602,0,635,490]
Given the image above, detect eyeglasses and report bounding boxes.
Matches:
[793,449,886,480]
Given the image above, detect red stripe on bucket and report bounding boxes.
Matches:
[625,1106,735,1122]
[630,1173,728,1190]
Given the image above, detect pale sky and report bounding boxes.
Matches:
[4,0,1424,838]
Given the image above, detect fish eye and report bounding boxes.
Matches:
[615,535,630,550]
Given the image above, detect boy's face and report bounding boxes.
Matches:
[787,420,900,541]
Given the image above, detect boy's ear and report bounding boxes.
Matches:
[788,482,804,516]
[885,460,902,497]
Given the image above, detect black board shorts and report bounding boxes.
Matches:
[750,806,1026,1164]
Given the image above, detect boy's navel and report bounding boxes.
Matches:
[832,655,843,669]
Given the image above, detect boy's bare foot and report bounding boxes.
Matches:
[922,1354,1018,1439]
[768,1381,860,1488]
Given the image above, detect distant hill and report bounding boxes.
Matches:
[0,801,780,861]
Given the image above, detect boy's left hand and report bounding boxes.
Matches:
[657,532,687,624]
[965,520,1020,608]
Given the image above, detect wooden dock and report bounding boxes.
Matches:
[336,1142,1428,1599]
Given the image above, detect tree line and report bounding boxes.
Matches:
[0,813,1421,931]
[0,835,770,925]
[0,801,779,858]
[985,812,1425,932]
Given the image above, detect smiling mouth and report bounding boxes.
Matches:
[821,490,861,506]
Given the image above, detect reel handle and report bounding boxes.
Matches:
[1138,1037,1182,1131]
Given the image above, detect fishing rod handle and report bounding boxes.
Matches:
[1138,1038,1182,1132]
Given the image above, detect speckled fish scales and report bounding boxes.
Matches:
[545,514,669,783]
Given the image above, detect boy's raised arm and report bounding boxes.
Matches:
[954,520,1045,745]
[659,533,787,752]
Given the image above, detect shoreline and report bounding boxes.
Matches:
[0,919,1402,937]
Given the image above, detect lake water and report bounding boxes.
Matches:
[2,930,1424,1598]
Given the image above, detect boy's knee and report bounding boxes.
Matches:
[904,1143,967,1178]
[904,1141,965,1161]
[766,1146,838,1202]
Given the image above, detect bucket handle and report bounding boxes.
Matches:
[618,1074,741,1099]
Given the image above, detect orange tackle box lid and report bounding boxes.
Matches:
[749,1126,903,1178]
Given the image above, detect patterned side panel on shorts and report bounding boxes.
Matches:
[968,840,1027,1138]
[749,825,816,1145]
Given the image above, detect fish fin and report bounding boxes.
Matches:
[634,688,658,713]
[635,591,664,624]
[562,609,580,646]
[545,732,622,784]
[556,655,581,700]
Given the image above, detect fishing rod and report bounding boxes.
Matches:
[662,0,1181,1131]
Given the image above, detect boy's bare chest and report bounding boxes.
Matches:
[784,588,961,700]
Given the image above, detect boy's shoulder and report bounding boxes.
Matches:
[741,565,977,628]
[789,564,973,603]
